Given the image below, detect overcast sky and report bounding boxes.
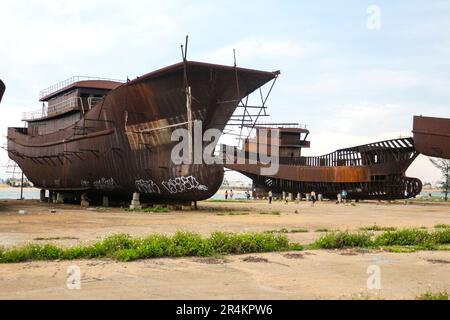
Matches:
[0,0,449,184]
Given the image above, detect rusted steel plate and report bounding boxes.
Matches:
[413,115,450,159]
[226,163,371,183]
[0,80,5,103]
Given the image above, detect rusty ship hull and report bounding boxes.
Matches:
[7,61,278,202]
[223,127,422,200]
[0,79,4,103]
[413,115,450,159]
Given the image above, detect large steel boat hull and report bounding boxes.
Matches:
[7,62,278,201]
[224,137,422,200]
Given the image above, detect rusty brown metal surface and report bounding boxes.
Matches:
[7,61,278,202]
[223,136,421,200]
[0,79,4,103]
[413,115,450,159]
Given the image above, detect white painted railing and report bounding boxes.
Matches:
[39,76,123,99]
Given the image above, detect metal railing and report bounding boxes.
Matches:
[47,96,80,115]
[39,76,124,99]
[22,108,47,121]
[22,95,106,121]
[22,97,79,121]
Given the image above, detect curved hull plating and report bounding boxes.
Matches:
[0,80,4,103]
[7,61,278,201]
[413,115,450,159]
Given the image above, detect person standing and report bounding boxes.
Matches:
[225,190,228,200]
[268,190,273,204]
[311,190,317,207]
[246,190,251,200]
[230,189,234,199]
[341,189,348,203]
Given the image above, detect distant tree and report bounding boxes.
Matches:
[429,158,450,201]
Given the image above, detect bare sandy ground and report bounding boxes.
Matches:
[0,199,449,299]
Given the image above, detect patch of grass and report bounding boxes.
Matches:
[264,228,308,234]
[374,229,433,246]
[383,245,424,253]
[311,228,450,250]
[434,224,450,229]
[198,206,250,213]
[216,212,250,216]
[289,243,304,251]
[258,211,281,216]
[0,231,291,263]
[125,206,170,213]
[290,228,309,233]
[315,228,330,232]
[430,228,450,244]
[416,290,449,300]
[33,236,79,241]
[359,225,397,232]
[310,231,373,249]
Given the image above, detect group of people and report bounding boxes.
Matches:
[224,189,234,200]
[266,189,349,205]
[267,190,318,206]
[224,190,252,200]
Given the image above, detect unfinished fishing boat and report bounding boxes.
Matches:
[7,61,279,203]
[222,126,422,200]
[413,115,450,159]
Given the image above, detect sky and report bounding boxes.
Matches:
[0,0,449,184]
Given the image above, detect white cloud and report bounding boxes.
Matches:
[195,38,319,67]
[291,69,433,96]
[322,101,402,134]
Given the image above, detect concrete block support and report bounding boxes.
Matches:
[81,193,89,207]
[305,193,311,201]
[102,195,109,207]
[56,193,64,204]
[40,189,46,202]
[318,194,323,201]
[130,192,142,210]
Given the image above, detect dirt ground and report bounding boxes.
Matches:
[0,199,449,299]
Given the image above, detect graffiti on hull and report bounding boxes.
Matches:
[93,177,117,191]
[135,179,161,194]
[161,176,208,194]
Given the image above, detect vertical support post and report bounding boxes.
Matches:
[40,189,46,202]
[102,195,109,207]
[20,172,24,200]
[187,86,193,164]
